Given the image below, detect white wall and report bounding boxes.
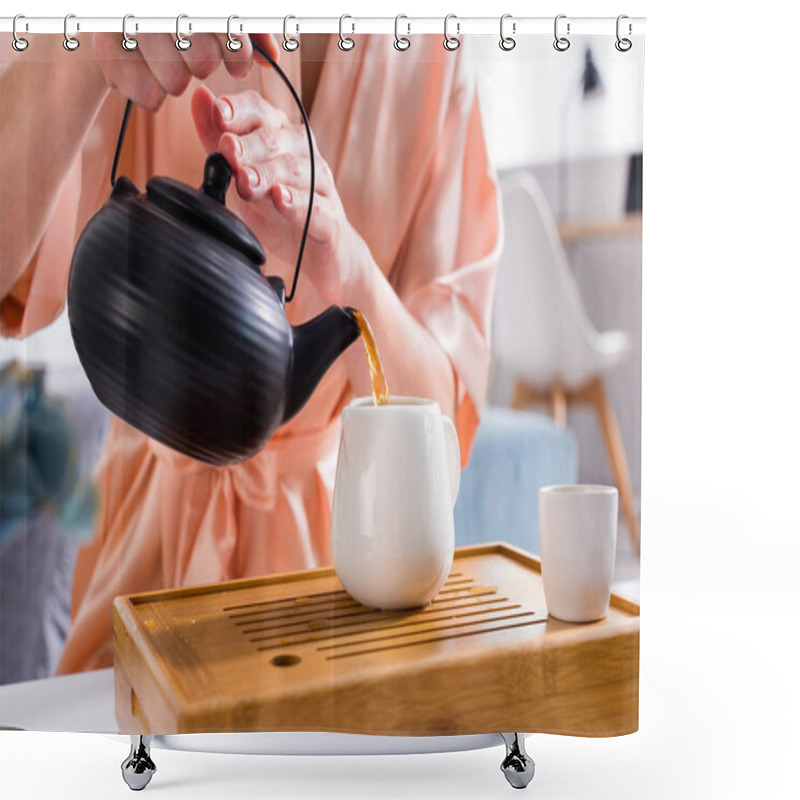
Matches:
[464,34,644,168]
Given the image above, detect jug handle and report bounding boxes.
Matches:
[442,416,461,506]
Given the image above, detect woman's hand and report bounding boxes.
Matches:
[91,33,280,112]
[191,85,366,304]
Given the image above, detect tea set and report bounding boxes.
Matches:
[66,39,614,615]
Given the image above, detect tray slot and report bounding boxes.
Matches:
[240,590,511,640]
[325,616,547,660]
[224,589,352,616]
[227,576,475,621]
[231,595,361,623]
[253,600,523,651]
[318,610,540,652]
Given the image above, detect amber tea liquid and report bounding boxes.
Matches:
[348,309,390,406]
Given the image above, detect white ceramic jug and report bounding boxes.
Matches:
[331,397,461,609]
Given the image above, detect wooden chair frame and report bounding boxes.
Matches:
[511,377,640,552]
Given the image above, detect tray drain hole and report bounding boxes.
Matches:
[271,654,301,667]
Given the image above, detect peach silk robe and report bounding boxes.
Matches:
[1,36,501,673]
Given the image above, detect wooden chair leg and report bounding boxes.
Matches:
[511,379,530,411]
[552,380,567,428]
[588,378,640,552]
[511,380,551,412]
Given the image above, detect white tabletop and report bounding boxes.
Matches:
[0,668,117,732]
[0,669,503,755]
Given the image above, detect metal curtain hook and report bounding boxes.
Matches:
[616,14,632,51]
[339,15,355,51]
[122,14,138,51]
[227,15,242,51]
[444,14,460,51]
[176,14,192,50]
[499,14,516,51]
[553,14,570,52]
[394,15,410,51]
[12,14,29,51]
[283,15,299,51]
[63,13,80,51]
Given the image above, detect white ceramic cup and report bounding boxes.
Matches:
[331,397,461,610]
[538,485,618,623]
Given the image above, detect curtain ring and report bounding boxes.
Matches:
[615,15,632,52]
[226,15,243,51]
[176,14,192,51]
[394,15,410,51]
[443,14,460,51]
[63,13,80,51]
[499,14,516,51]
[12,15,29,52]
[553,14,570,52]
[338,14,355,51]
[122,14,138,51]
[282,15,299,51]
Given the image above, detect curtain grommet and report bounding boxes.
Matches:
[226,15,243,52]
[444,14,460,51]
[394,15,410,51]
[175,14,192,51]
[12,14,29,51]
[338,14,355,51]
[499,14,516,51]
[63,13,80,51]
[283,15,300,52]
[122,14,138,51]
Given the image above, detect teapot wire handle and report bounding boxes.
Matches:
[108,39,313,305]
[110,99,133,190]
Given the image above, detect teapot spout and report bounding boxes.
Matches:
[282,306,361,423]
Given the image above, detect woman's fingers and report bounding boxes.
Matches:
[178,34,227,80]
[233,156,302,201]
[136,34,193,96]
[159,32,256,82]
[92,34,167,112]
[219,125,307,171]
[234,171,338,252]
[213,33,254,80]
[250,34,281,65]
[214,90,288,135]
[94,33,275,113]
[271,187,340,251]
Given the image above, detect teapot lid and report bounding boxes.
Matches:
[146,153,266,266]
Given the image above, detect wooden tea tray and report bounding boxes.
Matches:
[113,543,639,736]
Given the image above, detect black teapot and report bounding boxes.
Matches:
[68,152,360,466]
[68,49,361,467]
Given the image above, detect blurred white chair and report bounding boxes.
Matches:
[493,173,639,550]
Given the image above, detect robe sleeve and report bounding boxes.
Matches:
[0,154,84,338]
[395,64,502,468]
[1,92,123,339]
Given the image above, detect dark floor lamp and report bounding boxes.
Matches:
[558,47,604,221]
[625,152,643,214]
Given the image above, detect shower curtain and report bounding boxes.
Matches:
[0,13,643,765]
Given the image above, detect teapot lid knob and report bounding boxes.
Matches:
[202,153,232,205]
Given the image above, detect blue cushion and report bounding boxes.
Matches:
[454,406,578,555]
